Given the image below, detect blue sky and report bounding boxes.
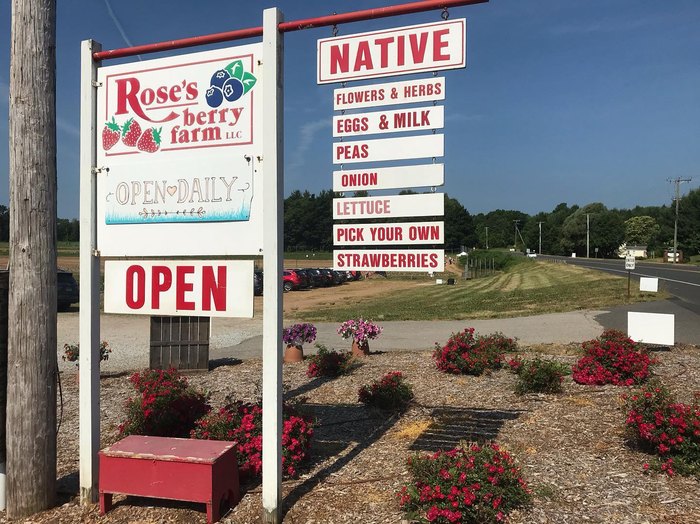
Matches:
[1,0,698,219]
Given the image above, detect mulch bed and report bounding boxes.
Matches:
[1,343,699,523]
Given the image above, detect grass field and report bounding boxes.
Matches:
[296,260,666,322]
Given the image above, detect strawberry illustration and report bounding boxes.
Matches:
[121,118,142,147]
[137,127,162,153]
[102,117,120,150]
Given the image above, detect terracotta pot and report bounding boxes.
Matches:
[351,339,370,358]
[283,344,304,363]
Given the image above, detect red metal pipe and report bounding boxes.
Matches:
[93,0,487,61]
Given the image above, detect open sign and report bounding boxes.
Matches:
[104,260,253,317]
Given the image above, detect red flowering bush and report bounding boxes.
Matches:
[191,401,313,478]
[572,334,655,386]
[119,368,210,438]
[433,328,506,375]
[624,382,700,478]
[306,344,353,378]
[398,442,532,523]
[477,332,518,354]
[358,371,413,411]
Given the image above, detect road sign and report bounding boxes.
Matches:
[334,77,445,110]
[625,255,636,271]
[334,249,445,272]
[333,134,443,164]
[333,164,444,192]
[333,105,444,137]
[334,221,444,246]
[333,193,443,220]
[317,19,466,84]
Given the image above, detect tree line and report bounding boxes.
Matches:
[283,188,700,258]
[1,187,698,257]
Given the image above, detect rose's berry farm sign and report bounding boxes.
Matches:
[95,44,264,257]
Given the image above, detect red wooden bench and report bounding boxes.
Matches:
[99,435,239,523]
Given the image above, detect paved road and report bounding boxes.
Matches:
[539,255,700,312]
[539,255,700,343]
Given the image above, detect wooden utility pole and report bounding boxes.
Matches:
[8,0,58,517]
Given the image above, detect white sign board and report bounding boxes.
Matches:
[334,193,443,220]
[333,105,444,137]
[639,277,659,292]
[333,134,443,164]
[318,19,466,84]
[334,221,444,246]
[95,44,264,256]
[334,249,445,272]
[628,312,674,346]
[333,164,443,192]
[334,77,445,110]
[625,255,636,271]
[104,260,253,317]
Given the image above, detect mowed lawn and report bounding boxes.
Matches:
[299,260,664,321]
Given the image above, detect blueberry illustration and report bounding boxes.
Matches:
[222,77,244,102]
[205,86,224,108]
[210,69,230,89]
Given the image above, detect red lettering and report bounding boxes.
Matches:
[176,266,196,310]
[397,35,405,66]
[375,37,394,68]
[432,29,450,61]
[330,43,349,74]
[113,77,179,123]
[409,32,429,64]
[185,82,198,100]
[125,265,145,309]
[151,266,172,309]
[202,266,227,311]
[354,41,373,71]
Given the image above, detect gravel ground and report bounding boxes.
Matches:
[2,342,699,524]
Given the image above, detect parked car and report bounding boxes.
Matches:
[347,270,362,281]
[331,270,345,285]
[282,269,303,292]
[253,270,263,296]
[291,268,312,289]
[57,270,79,311]
[303,268,326,288]
[318,268,336,286]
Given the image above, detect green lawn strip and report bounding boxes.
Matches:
[297,263,666,322]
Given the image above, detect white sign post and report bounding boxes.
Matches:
[79,38,102,504]
[261,8,284,523]
[625,255,635,299]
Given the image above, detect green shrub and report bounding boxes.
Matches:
[512,358,567,395]
[306,344,353,378]
[457,250,527,271]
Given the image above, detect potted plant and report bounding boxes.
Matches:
[337,317,382,357]
[62,340,112,366]
[282,323,317,363]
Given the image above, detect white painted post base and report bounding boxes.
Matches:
[0,462,6,510]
